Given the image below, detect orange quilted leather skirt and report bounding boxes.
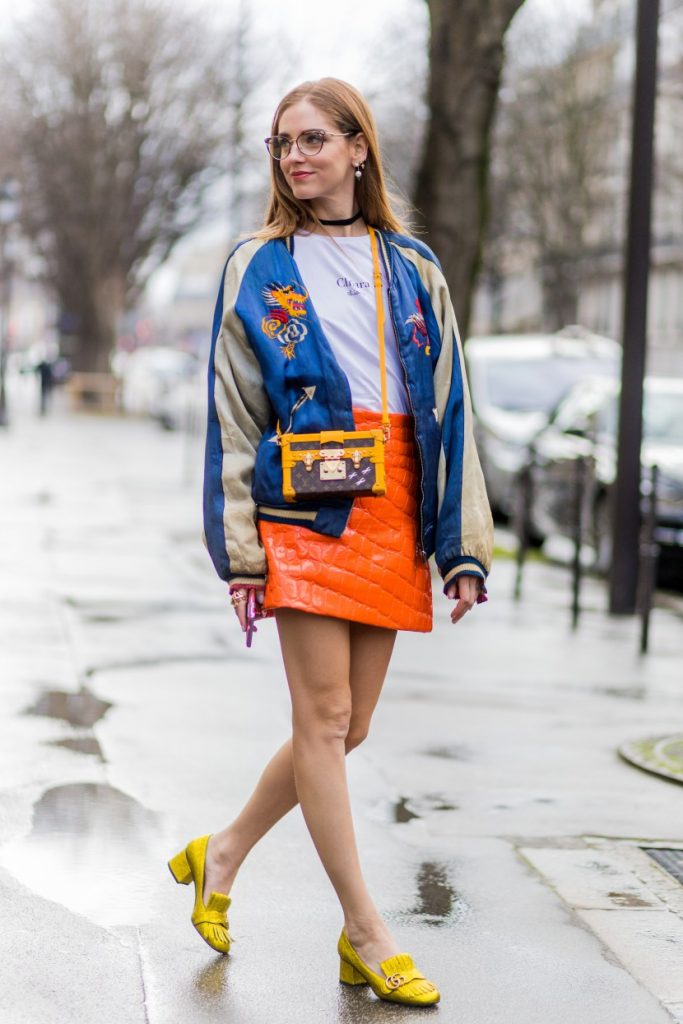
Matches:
[257,408,433,632]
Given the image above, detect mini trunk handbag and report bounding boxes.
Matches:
[278,226,391,503]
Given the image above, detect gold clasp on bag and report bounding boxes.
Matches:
[319,446,346,478]
[320,458,347,480]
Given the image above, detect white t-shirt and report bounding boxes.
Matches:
[292,232,411,414]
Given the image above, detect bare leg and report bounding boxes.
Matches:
[276,609,402,973]
[202,614,395,948]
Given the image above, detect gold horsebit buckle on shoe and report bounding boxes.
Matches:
[385,973,406,990]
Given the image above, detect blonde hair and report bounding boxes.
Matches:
[255,78,411,240]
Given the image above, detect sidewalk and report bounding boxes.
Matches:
[1,399,682,1024]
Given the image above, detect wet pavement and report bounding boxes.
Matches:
[1,395,682,1023]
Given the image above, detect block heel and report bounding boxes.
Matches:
[168,848,192,884]
[340,958,368,986]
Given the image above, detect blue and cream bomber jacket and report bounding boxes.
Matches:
[203,228,493,595]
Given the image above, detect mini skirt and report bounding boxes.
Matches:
[257,408,433,632]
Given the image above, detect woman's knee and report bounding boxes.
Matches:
[292,694,353,743]
[344,716,371,751]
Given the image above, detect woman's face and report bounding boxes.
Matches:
[276,99,366,210]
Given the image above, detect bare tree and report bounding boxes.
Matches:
[1,0,244,372]
[414,0,527,337]
[362,12,430,212]
[486,24,621,329]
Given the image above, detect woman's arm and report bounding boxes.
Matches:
[418,254,494,597]
[203,243,272,589]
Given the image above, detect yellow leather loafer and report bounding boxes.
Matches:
[338,930,439,1006]
[168,834,232,954]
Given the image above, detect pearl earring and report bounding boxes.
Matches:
[355,163,364,180]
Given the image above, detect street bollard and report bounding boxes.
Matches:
[513,445,535,601]
[637,464,659,654]
[570,456,586,630]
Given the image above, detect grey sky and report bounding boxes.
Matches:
[1,0,592,69]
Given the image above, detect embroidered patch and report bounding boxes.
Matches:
[261,283,309,360]
[405,299,430,356]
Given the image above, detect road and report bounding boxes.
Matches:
[1,394,682,1023]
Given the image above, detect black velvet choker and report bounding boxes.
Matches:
[318,210,363,226]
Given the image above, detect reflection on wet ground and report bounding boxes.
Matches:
[392,794,459,822]
[193,958,231,1005]
[48,735,106,761]
[393,797,420,823]
[410,862,468,924]
[25,688,112,728]
[423,743,472,761]
[0,782,163,927]
[83,652,232,677]
[64,596,216,623]
[591,685,647,701]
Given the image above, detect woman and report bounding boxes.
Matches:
[168,78,493,1007]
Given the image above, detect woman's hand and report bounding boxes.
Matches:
[230,586,266,632]
[445,576,482,624]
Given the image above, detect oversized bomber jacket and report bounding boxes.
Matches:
[203,228,494,595]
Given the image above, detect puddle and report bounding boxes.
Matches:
[393,797,421,823]
[64,596,214,623]
[25,688,112,728]
[392,794,459,822]
[84,652,236,677]
[410,862,468,924]
[607,891,654,908]
[423,743,472,761]
[0,783,163,927]
[592,686,646,701]
[48,736,106,761]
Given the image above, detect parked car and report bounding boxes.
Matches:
[524,375,683,574]
[155,363,206,432]
[465,329,621,516]
[114,346,199,423]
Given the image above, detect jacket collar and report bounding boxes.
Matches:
[282,229,393,283]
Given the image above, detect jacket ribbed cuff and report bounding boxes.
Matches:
[440,556,488,600]
[228,574,266,591]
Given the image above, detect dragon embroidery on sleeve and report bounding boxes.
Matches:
[405,298,430,356]
[261,283,310,360]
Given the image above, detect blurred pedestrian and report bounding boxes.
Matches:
[35,356,54,416]
[168,78,493,1007]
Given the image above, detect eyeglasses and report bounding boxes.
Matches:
[264,128,358,161]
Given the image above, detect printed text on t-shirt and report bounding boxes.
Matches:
[337,276,370,297]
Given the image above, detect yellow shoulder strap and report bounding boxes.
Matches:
[368,226,391,442]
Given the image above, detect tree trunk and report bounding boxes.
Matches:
[540,257,580,330]
[414,0,525,338]
[56,270,126,373]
